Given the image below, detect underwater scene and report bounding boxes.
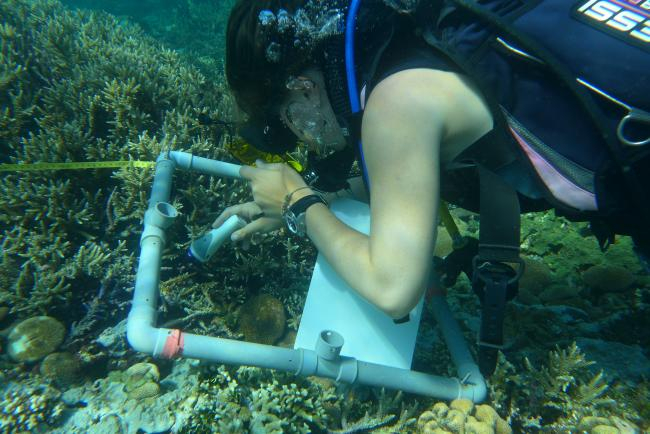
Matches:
[0,0,649,432]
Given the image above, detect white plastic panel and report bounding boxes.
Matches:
[295,198,424,369]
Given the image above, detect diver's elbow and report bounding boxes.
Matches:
[376,287,422,320]
[383,303,418,320]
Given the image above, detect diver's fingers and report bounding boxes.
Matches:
[212,202,262,228]
[239,164,259,181]
[212,206,240,228]
[231,217,282,242]
[254,160,286,171]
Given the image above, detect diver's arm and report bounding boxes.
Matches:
[303,74,439,318]
[304,69,493,318]
[236,69,491,318]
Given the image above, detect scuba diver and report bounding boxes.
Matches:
[214,0,650,375]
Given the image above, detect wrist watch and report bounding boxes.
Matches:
[283,194,327,237]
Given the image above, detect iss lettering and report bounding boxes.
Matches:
[575,0,650,44]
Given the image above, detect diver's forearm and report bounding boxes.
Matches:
[304,203,410,318]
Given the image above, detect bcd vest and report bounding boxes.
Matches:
[345,0,650,375]
[416,0,650,246]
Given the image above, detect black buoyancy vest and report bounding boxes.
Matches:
[344,0,649,375]
[416,0,650,242]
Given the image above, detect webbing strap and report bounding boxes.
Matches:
[476,266,510,375]
[477,166,520,263]
[473,165,522,376]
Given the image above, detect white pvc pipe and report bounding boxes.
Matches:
[126,152,488,402]
[430,295,488,402]
[169,151,242,178]
[128,155,176,354]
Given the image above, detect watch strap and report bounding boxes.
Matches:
[289,194,326,215]
[284,194,327,237]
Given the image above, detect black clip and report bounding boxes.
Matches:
[471,257,524,376]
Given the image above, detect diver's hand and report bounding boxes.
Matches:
[212,202,283,248]
[239,160,311,217]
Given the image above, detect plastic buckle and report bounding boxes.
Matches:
[472,256,525,286]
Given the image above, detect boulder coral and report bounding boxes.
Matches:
[40,351,82,385]
[123,362,161,401]
[518,256,554,297]
[238,293,287,345]
[6,316,65,362]
[582,264,636,293]
[417,399,512,434]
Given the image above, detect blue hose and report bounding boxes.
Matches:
[345,0,371,189]
[345,0,362,114]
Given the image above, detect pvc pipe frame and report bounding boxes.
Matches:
[127,151,488,402]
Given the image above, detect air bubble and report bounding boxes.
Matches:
[258,10,276,27]
[260,0,350,63]
[277,9,293,33]
[265,42,282,63]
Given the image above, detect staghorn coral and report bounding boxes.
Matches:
[143,0,236,77]
[0,0,238,326]
[1,0,320,370]
[331,387,420,434]
[485,343,643,432]
[248,379,330,433]
[523,343,615,420]
[64,0,233,79]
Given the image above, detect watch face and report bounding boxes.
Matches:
[286,211,299,234]
[284,210,306,236]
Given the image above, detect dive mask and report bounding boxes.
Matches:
[227,132,355,192]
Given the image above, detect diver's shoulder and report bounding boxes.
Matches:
[364,68,493,161]
[367,68,479,114]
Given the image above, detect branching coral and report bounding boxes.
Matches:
[332,387,419,434]
[183,365,339,434]
[249,379,332,433]
[0,379,65,433]
[0,0,234,324]
[0,0,323,358]
[487,343,642,432]
[523,343,615,423]
[192,372,420,434]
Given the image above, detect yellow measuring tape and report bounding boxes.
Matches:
[0,160,156,172]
